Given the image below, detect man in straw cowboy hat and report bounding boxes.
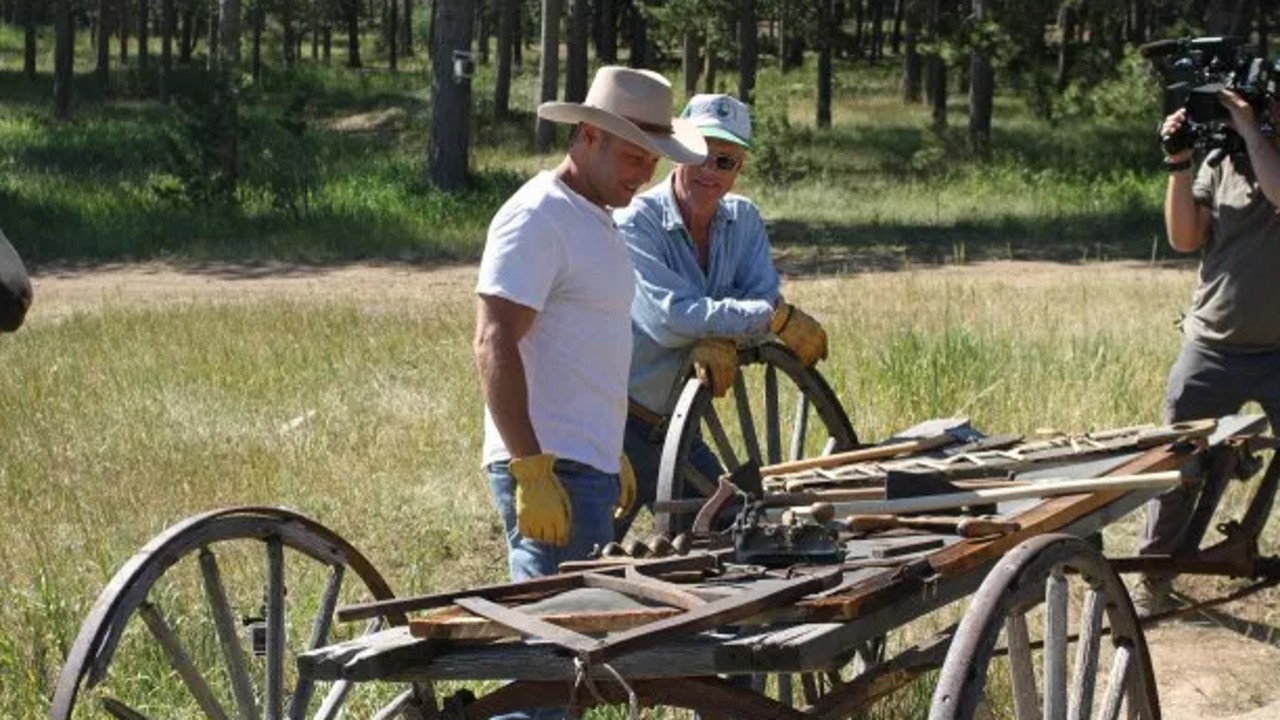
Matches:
[614,94,829,538]
[475,66,706,604]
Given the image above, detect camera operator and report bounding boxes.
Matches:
[1137,90,1280,614]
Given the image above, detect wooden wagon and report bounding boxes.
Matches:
[49,342,1280,720]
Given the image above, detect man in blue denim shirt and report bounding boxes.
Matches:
[614,94,828,537]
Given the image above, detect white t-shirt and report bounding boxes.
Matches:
[477,171,636,473]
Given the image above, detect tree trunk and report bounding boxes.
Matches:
[120,0,130,62]
[251,0,262,79]
[704,38,716,93]
[512,2,522,65]
[218,0,240,200]
[902,0,921,102]
[870,0,885,64]
[683,30,701,98]
[817,0,833,128]
[853,0,864,58]
[476,0,483,63]
[627,0,647,68]
[55,0,75,120]
[495,0,515,117]
[160,0,173,101]
[1206,0,1248,36]
[968,0,992,152]
[927,54,946,128]
[535,0,562,153]
[430,0,475,190]
[1056,2,1073,92]
[97,0,112,86]
[401,0,413,56]
[179,2,194,63]
[599,0,616,63]
[738,0,756,104]
[138,0,150,69]
[388,0,398,70]
[566,0,588,102]
[281,0,294,67]
[891,0,903,54]
[206,0,219,71]
[346,0,361,66]
[22,0,36,80]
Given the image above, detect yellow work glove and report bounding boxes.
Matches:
[614,454,637,520]
[508,454,571,547]
[770,303,828,367]
[689,338,739,397]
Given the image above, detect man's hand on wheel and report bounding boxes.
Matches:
[771,303,828,367]
[690,338,738,397]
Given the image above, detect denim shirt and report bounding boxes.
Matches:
[616,173,781,414]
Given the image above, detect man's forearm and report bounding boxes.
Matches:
[1164,171,1204,252]
[476,337,541,459]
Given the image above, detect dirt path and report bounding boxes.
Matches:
[26,260,1280,717]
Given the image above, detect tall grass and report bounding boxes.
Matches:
[5,261,1255,718]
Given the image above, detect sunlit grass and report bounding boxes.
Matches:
[5,261,1251,717]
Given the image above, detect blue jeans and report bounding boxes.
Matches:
[487,459,621,720]
[488,458,621,582]
[616,413,724,539]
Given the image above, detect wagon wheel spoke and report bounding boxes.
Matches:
[681,460,718,497]
[1004,612,1040,720]
[266,536,287,720]
[1069,589,1106,720]
[703,403,740,473]
[732,371,763,466]
[789,391,810,462]
[1098,645,1133,720]
[1045,567,1069,720]
[102,696,157,720]
[287,563,346,719]
[138,601,232,720]
[764,363,781,464]
[198,548,259,720]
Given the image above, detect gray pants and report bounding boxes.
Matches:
[1140,340,1280,557]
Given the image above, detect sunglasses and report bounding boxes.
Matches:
[704,153,743,172]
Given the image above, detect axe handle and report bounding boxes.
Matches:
[845,514,1020,538]
[758,434,955,477]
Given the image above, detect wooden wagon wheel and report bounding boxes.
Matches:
[929,534,1160,720]
[654,341,858,535]
[50,506,430,720]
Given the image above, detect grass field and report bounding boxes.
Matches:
[1,18,1277,720]
[9,261,1279,719]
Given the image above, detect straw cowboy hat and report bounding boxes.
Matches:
[538,66,707,165]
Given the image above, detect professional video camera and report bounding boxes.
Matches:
[1140,36,1279,157]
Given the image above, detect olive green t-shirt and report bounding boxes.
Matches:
[1183,152,1280,350]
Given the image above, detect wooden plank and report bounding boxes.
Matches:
[796,471,1182,517]
[337,552,722,622]
[410,605,683,641]
[582,570,707,610]
[760,434,957,477]
[451,596,600,654]
[584,570,842,665]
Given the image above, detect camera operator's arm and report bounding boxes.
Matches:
[1161,109,1210,252]
[1221,90,1280,208]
